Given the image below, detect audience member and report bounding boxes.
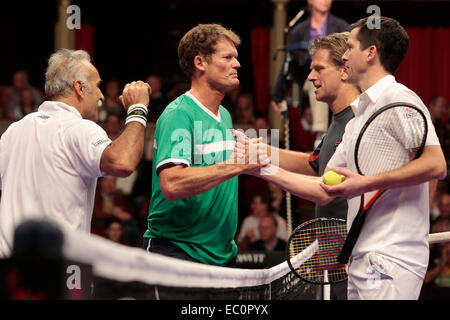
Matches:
[221,86,241,120]
[430,181,449,221]
[429,96,450,161]
[249,215,287,252]
[17,88,38,118]
[92,175,132,221]
[237,192,288,250]
[146,74,169,121]
[97,78,126,122]
[267,182,285,214]
[235,92,257,126]
[103,113,123,140]
[104,217,126,244]
[421,242,450,299]
[254,117,271,144]
[432,193,450,234]
[6,70,43,120]
[91,175,139,246]
[297,104,317,152]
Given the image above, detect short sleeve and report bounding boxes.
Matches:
[327,131,349,170]
[308,138,323,174]
[154,109,193,172]
[65,120,111,179]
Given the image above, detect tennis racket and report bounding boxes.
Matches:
[286,218,347,284]
[337,102,428,264]
[286,217,450,285]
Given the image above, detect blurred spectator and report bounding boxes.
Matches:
[103,113,123,140]
[432,193,450,234]
[222,86,241,120]
[267,182,285,215]
[6,70,43,120]
[297,104,316,152]
[421,242,450,299]
[99,78,126,121]
[430,181,449,222]
[17,88,38,118]
[235,92,257,126]
[104,217,125,244]
[93,175,132,221]
[249,215,287,251]
[429,96,450,161]
[237,192,288,250]
[146,74,169,121]
[91,175,139,246]
[255,117,271,143]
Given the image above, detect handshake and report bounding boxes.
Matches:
[226,129,275,175]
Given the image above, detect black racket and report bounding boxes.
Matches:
[286,218,347,284]
[337,102,428,264]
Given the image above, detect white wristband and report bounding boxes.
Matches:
[125,104,148,128]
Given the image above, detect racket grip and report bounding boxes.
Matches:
[337,211,367,264]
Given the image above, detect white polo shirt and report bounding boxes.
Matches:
[0,101,111,258]
[327,75,441,278]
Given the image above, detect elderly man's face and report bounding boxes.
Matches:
[80,61,104,122]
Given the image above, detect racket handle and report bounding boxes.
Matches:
[337,210,367,264]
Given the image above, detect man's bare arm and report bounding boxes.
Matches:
[100,81,150,177]
[269,144,317,176]
[321,145,447,199]
[249,165,334,206]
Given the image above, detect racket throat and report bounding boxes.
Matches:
[363,189,385,210]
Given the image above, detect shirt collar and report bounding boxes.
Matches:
[185,91,221,122]
[353,75,395,115]
[349,97,360,115]
[364,74,396,104]
[38,100,83,118]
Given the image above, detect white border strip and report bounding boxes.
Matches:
[62,228,318,288]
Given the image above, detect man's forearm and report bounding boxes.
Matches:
[365,145,447,191]
[268,145,317,176]
[100,122,145,177]
[159,162,251,201]
[323,145,447,199]
[256,165,334,206]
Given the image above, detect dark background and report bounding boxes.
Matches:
[0,0,449,94]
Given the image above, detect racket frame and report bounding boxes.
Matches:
[286,217,348,285]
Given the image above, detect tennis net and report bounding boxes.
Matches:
[2,220,318,300]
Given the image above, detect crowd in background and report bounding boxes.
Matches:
[0,68,449,297]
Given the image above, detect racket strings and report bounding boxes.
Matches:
[288,221,347,283]
[357,107,426,176]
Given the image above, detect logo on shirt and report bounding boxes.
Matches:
[92,138,110,147]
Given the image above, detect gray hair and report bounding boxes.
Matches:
[44,49,93,99]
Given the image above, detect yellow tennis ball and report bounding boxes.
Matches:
[322,171,345,185]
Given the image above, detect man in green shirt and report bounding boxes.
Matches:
[143,24,263,266]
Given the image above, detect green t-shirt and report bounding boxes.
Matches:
[144,92,238,266]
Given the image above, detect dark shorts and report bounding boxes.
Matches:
[142,238,236,267]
